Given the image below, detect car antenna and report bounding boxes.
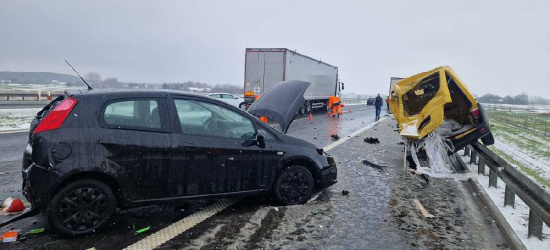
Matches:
[65,60,93,90]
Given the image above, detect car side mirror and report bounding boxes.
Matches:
[242,134,265,148]
[234,96,239,99]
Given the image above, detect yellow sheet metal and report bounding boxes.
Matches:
[389,66,454,139]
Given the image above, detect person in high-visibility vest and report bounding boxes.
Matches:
[328,95,342,118]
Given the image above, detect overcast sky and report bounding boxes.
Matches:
[1,0,549,97]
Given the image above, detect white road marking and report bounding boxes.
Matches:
[0,129,29,134]
[123,199,238,250]
[122,115,389,250]
[323,116,388,152]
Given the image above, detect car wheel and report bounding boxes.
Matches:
[48,179,117,236]
[274,165,314,205]
[239,102,247,110]
[481,131,495,146]
[298,105,306,116]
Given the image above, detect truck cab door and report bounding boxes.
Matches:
[394,69,452,139]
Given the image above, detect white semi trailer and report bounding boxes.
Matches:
[243,48,343,114]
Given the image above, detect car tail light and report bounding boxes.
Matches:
[470,108,481,119]
[33,97,77,134]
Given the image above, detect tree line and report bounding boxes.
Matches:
[478,93,550,105]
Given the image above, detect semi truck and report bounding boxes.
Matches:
[243,48,343,114]
[389,77,404,96]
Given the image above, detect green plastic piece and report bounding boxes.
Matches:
[27,228,45,234]
[135,226,151,235]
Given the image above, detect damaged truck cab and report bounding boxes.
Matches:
[388,66,494,151]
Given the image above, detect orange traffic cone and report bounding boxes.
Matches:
[308,112,312,120]
[2,197,25,213]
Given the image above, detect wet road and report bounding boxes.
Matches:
[0,131,27,162]
[0,105,508,249]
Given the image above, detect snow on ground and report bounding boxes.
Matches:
[0,108,41,131]
[493,139,550,183]
[461,153,550,249]
[483,103,550,114]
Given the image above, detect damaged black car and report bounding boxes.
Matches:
[22,80,337,236]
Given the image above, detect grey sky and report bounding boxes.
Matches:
[1,0,549,97]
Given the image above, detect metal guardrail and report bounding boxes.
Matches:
[465,142,550,239]
[0,93,62,101]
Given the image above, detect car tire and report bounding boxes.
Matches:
[47,179,117,236]
[273,165,314,205]
[481,131,495,146]
[299,105,306,116]
[239,102,247,110]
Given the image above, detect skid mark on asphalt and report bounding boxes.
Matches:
[123,199,237,250]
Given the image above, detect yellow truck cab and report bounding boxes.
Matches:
[389,66,494,151]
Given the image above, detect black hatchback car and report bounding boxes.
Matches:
[22,80,337,236]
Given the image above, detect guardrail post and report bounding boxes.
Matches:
[478,159,486,175]
[470,150,477,164]
[464,146,470,156]
[504,185,515,208]
[528,210,543,239]
[489,169,497,188]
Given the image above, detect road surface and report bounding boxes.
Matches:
[0,105,508,249]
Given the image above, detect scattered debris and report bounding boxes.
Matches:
[412,199,434,218]
[273,207,279,212]
[362,159,387,170]
[311,209,323,215]
[135,226,151,235]
[363,137,380,144]
[341,190,349,196]
[1,231,19,243]
[397,142,404,145]
[1,197,25,214]
[26,228,44,234]
[331,134,340,140]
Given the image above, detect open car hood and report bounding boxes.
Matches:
[248,80,310,133]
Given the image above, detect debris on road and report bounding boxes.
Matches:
[363,137,380,144]
[1,197,25,214]
[311,209,323,215]
[135,226,151,235]
[362,159,387,170]
[412,199,434,218]
[342,190,349,196]
[331,134,340,140]
[1,230,19,243]
[26,228,44,234]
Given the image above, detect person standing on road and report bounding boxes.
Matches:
[328,95,342,118]
[375,94,383,120]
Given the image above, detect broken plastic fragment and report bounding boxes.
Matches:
[27,228,44,234]
[135,226,151,235]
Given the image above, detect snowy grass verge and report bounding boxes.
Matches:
[0,108,40,131]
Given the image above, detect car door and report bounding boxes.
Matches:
[391,68,452,139]
[169,96,271,197]
[99,97,172,201]
[221,94,239,107]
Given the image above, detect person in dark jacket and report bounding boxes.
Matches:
[375,94,383,120]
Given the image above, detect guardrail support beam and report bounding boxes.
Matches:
[504,185,515,208]
[489,169,498,188]
[464,146,470,156]
[470,150,477,165]
[478,160,486,175]
[528,209,543,239]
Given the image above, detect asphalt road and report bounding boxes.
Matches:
[0,105,508,249]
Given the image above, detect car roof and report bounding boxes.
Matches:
[68,89,207,99]
[208,92,233,95]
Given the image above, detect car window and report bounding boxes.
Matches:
[174,99,256,139]
[209,94,221,98]
[221,94,234,99]
[103,100,161,129]
[402,72,440,116]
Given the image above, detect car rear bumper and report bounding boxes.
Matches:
[22,163,63,209]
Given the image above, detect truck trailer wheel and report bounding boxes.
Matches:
[306,101,312,113]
